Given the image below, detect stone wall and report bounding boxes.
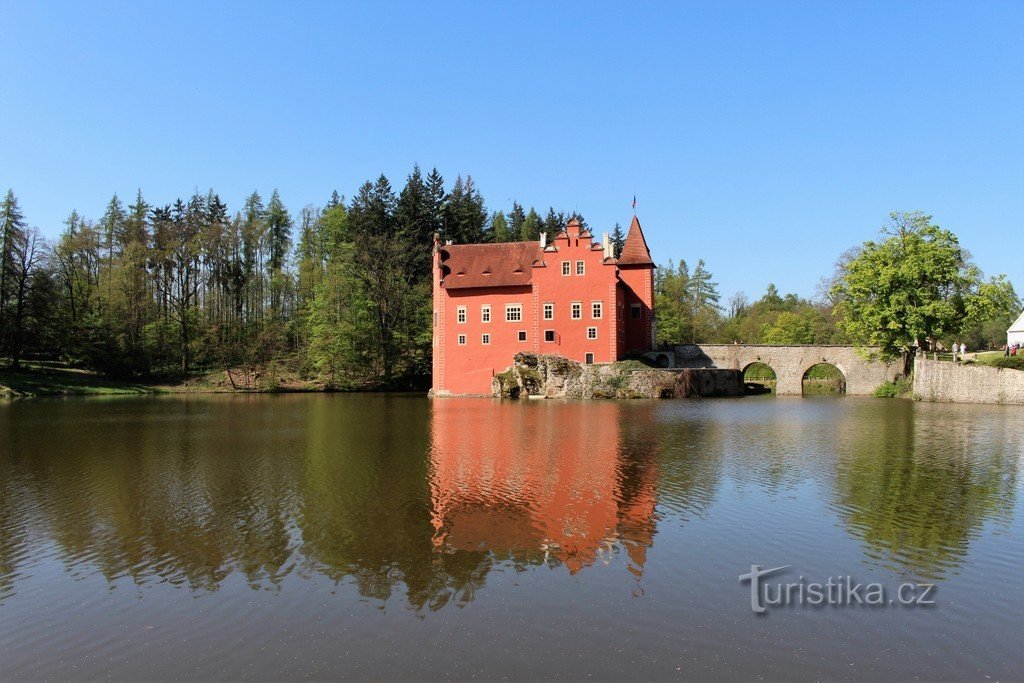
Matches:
[493,353,743,399]
[913,359,1024,405]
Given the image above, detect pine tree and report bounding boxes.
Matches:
[508,202,526,241]
[266,190,292,273]
[440,175,488,244]
[0,190,28,354]
[396,164,435,276]
[425,168,446,238]
[611,222,625,258]
[521,207,542,241]
[490,211,509,242]
[349,175,396,240]
[543,207,565,235]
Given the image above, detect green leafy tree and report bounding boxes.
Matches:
[655,260,692,345]
[831,212,1007,367]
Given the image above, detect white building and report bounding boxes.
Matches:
[1009,310,1024,347]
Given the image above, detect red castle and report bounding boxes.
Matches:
[432,216,656,396]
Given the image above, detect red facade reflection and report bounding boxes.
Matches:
[428,400,659,574]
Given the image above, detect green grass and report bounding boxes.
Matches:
[0,363,158,398]
[985,355,1024,370]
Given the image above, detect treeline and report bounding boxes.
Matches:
[0,167,612,388]
[654,212,1020,354]
[654,260,846,346]
[2,181,1017,388]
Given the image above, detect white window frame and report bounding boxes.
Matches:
[457,306,467,324]
[562,261,571,276]
[587,327,598,340]
[571,302,582,320]
[481,304,491,323]
[576,260,585,276]
[506,304,523,322]
[543,302,555,320]
[457,334,467,346]
[544,329,556,343]
[591,301,603,319]
[518,330,527,342]
[481,333,490,345]
[585,353,595,365]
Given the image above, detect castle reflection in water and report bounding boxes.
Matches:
[428,400,660,576]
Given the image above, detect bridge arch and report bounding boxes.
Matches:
[742,361,777,393]
[800,362,847,395]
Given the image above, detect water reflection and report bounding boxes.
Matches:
[0,395,1019,610]
[831,401,1019,580]
[428,400,660,577]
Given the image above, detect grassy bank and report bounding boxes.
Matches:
[0,362,326,398]
[0,363,159,398]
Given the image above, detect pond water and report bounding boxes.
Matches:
[0,394,1021,680]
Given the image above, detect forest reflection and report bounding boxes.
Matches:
[0,395,1018,610]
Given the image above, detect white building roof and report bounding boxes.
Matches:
[1009,310,1024,334]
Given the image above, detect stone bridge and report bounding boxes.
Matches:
[645,344,900,396]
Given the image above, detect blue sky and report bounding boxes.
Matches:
[1,1,1021,301]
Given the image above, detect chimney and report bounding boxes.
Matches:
[602,232,611,259]
[540,232,547,248]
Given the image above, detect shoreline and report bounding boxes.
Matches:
[0,364,421,399]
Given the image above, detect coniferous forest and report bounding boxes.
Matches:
[0,165,1018,390]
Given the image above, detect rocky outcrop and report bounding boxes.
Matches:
[492,353,743,399]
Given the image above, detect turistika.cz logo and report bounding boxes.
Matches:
[738,565,936,614]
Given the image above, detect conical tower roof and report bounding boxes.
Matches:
[617,215,654,266]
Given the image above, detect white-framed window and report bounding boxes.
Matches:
[585,353,595,365]
[457,334,467,346]
[591,301,603,319]
[571,302,582,319]
[631,303,642,319]
[544,330,556,342]
[506,304,522,322]
[543,303,554,320]
[576,260,585,275]
[587,327,598,340]
[518,330,527,342]
[457,306,467,324]
[562,261,571,276]
[481,305,491,323]
[482,333,490,345]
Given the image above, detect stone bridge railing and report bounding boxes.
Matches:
[644,344,900,396]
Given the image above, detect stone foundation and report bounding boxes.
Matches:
[493,353,743,399]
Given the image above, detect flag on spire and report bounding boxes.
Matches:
[631,195,636,211]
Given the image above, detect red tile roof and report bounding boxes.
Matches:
[618,215,654,266]
[440,241,543,289]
